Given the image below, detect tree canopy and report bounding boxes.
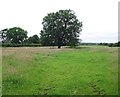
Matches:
[0,28,8,43]
[0,27,28,44]
[40,9,82,48]
[27,34,40,44]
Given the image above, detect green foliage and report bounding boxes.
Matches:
[98,41,120,47]
[0,28,8,43]
[99,43,108,46]
[0,27,28,44]
[108,41,120,47]
[27,34,40,44]
[40,9,82,48]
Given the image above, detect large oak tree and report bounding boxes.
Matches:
[40,9,82,48]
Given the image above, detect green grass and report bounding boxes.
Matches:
[0,47,2,96]
[2,46,118,95]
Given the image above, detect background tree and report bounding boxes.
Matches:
[40,9,82,48]
[108,41,120,47]
[0,27,28,44]
[0,28,8,43]
[27,34,40,44]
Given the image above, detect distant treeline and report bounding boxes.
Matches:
[81,42,120,47]
[1,42,120,47]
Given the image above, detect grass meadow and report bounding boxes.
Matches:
[2,46,118,95]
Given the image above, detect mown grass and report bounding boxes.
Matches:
[2,46,118,95]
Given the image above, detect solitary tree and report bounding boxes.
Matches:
[0,27,28,44]
[40,9,82,48]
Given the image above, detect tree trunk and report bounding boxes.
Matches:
[58,45,61,49]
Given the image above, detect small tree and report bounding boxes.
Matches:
[40,9,82,48]
[28,34,40,44]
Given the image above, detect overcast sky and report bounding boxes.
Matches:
[0,0,119,43]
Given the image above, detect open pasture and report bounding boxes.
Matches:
[2,46,118,95]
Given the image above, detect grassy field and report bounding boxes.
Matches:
[2,46,118,95]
